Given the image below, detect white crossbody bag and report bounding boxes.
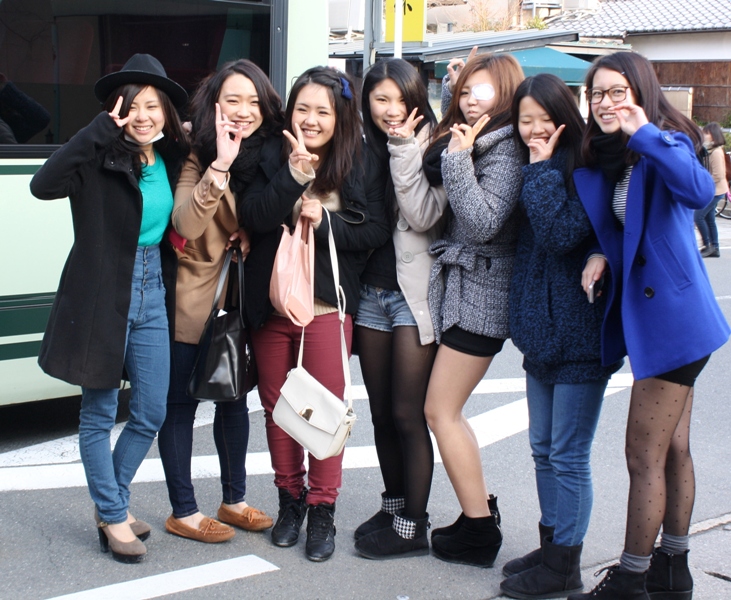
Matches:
[272,209,356,460]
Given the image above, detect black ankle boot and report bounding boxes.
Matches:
[431,513,502,568]
[566,565,649,600]
[503,522,555,577]
[353,493,404,541]
[500,538,583,599]
[271,488,307,547]
[305,503,336,562]
[645,548,693,599]
[355,511,430,560]
[431,494,500,539]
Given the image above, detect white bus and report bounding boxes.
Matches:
[0,0,325,405]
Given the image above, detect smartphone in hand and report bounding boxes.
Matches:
[588,273,605,304]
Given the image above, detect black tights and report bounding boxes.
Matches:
[624,378,695,556]
[356,325,437,519]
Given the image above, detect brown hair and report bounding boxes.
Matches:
[429,53,524,149]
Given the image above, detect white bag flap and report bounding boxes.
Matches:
[279,367,350,435]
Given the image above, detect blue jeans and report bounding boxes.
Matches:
[526,373,608,546]
[157,341,250,517]
[694,194,721,248]
[355,283,418,332]
[79,245,169,524]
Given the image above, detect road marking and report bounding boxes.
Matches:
[0,375,634,492]
[45,555,278,600]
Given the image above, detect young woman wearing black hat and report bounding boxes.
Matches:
[30,54,189,563]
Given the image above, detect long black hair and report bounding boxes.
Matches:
[361,58,436,162]
[511,73,585,193]
[188,59,284,171]
[581,52,703,167]
[283,66,361,196]
[361,58,437,224]
[102,83,190,180]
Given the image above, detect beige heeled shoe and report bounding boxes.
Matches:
[97,522,147,563]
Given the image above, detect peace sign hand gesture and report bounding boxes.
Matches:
[526,124,565,164]
[390,108,424,139]
[213,103,244,171]
[284,122,319,172]
[108,96,130,129]
[447,114,490,154]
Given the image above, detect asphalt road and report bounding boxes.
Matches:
[1,223,730,600]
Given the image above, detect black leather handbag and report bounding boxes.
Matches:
[187,246,255,402]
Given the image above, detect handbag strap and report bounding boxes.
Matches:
[295,209,352,410]
[212,246,244,317]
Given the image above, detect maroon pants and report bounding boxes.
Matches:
[251,312,353,505]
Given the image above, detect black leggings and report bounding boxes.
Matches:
[356,325,437,519]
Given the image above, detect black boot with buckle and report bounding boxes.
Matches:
[354,492,404,541]
[645,548,693,600]
[355,510,430,560]
[271,488,307,547]
[566,565,650,600]
[305,502,336,562]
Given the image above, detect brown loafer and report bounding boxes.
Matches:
[218,503,274,532]
[165,515,235,543]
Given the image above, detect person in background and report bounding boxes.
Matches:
[569,51,729,600]
[29,54,189,563]
[158,59,281,544]
[694,121,727,258]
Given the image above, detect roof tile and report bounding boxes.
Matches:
[547,0,731,37]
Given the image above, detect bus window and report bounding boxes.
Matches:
[0,0,271,405]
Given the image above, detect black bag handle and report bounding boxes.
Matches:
[211,246,244,319]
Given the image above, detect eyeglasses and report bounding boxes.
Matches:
[587,86,630,104]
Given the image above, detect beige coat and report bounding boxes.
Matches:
[388,127,448,345]
[709,145,729,196]
[172,154,239,344]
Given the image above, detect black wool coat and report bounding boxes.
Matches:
[30,112,181,389]
[239,136,390,330]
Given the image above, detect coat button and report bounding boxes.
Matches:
[636,255,646,266]
[397,219,409,231]
[402,251,413,263]
[644,287,655,298]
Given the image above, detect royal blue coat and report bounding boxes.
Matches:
[573,123,729,380]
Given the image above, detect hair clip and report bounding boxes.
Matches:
[339,77,353,100]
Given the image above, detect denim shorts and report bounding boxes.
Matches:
[355,283,418,332]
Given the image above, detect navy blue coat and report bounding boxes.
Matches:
[510,151,622,384]
[574,123,729,380]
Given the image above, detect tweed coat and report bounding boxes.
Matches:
[29,112,181,388]
[574,123,729,379]
[428,124,523,342]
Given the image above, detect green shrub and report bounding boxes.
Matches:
[525,16,547,30]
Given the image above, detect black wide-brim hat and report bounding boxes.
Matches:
[94,54,188,109]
